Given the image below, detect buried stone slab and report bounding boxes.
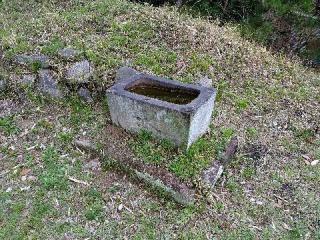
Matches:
[74,129,195,206]
[202,137,239,189]
[104,156,195,206]
[106,69,216,148]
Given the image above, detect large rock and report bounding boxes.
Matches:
[66,60,93,84]
[38,70,63,98]
[58,48,80,59]
[14,54,50,68]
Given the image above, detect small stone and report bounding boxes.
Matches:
[118,204,123,211]
[66,60,93,84]
[311,160,319,166]
[5,187,12,193]
[0,79,6,91]
[21,176,27,181]
[74,138,97,152]
[250,198,264,205]
[78,87,93,102]
[14,54,50,69]
[84,159,101,171]
[196,75,212,88]
[19,74,36,87]
[20,186,30,191]
[58,48,80,59]
[38,70,63,98]
[115,66,139,82]
[27,176,37,182]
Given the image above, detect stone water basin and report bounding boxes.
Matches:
[106,69,216,148]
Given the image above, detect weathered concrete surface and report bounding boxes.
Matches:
[106,69,216,148]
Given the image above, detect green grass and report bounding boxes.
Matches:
[41,37,65,55]
[0,116,20,136]
[131,127,236,181]
[39,147,69,190]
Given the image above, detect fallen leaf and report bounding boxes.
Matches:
[20,168,31,176]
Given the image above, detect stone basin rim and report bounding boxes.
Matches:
[106,73,216,114]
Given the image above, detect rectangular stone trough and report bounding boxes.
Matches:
[106,71,216,148]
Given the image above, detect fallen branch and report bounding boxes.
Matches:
[68,176,90,186]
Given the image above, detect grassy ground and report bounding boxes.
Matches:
[0,0,319,239]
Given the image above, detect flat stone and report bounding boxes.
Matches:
[0,79,6,91]
[201,137,238,190]
[106,70,216,148]
[84,159,101,171]
[66,60,93,84]
[196,75,212,88]
[115,66,139,82]
[14,54,50,68]
[38,70,63,98]
[73,139,97,152]
[58,48,80,59]
[78,87,93,102]
[202,162,224,189]
[19,74,36,87]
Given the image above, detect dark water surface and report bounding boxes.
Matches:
[127,84,199,105]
